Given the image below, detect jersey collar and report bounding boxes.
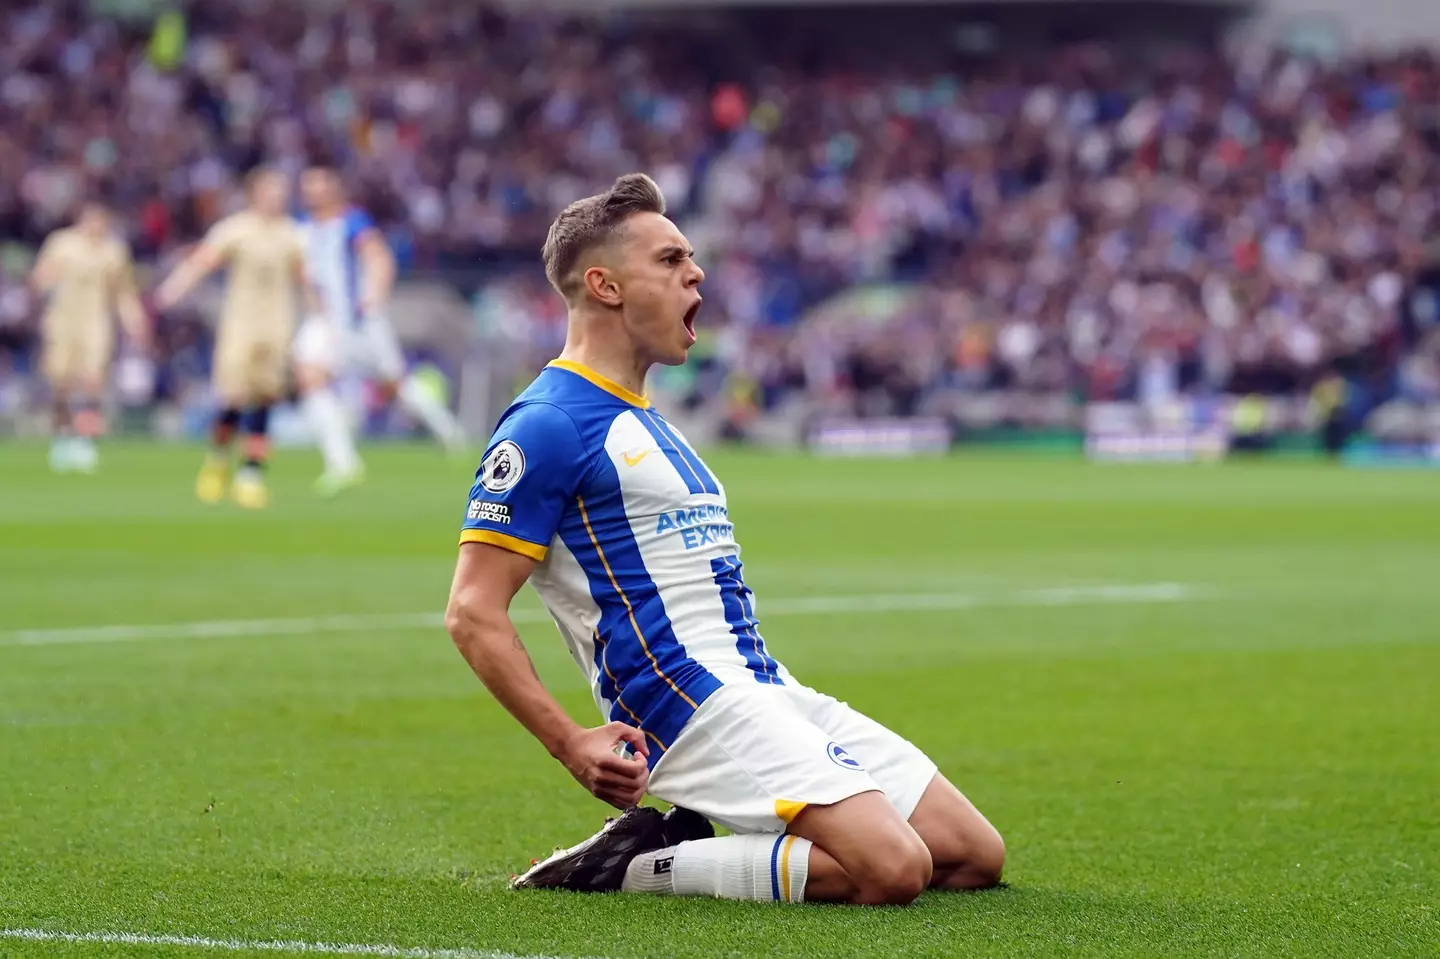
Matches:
[548,359,650,409]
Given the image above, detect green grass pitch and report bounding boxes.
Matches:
[0,442,1436,958]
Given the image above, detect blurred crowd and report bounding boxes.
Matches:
[694,42,1440,419]
[0,0,715,413]
[0,0,1438,426]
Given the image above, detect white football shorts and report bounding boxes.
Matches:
[292,312,407,382]
[646,682,938,835]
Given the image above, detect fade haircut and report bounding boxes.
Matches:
[542,173,667,299]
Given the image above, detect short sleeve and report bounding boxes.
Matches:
[346,208,378,246]
[36,232,61,262]
[459,402,586,561]
[202,216,239,257]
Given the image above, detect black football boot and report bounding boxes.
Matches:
[660,806,715,845]
[511,806,670,892]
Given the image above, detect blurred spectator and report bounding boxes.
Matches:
[0,0,1435,428]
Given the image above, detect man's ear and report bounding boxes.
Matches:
[583,265,623,308]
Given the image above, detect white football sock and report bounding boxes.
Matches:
[622,834,811,903]
[397,375,462,448]
[302,387,361,475]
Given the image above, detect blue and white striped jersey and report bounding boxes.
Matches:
[459,360,790,767]
[299,207,375,327]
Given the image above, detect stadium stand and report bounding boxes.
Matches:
[0,0,1437,445]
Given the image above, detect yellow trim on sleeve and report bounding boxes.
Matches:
[774,799,807,825]
[548,359,650,408]
[458,528,547,561]
[778,834,798,903]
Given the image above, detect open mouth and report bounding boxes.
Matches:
[682,300,701,344]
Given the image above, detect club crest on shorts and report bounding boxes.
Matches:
[480,440,525,493]
[827,741,863,770]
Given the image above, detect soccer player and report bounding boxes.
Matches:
[444,174,1005,905]
[30,203,148,473]
[292,164,464,497]
[155,169,307,509]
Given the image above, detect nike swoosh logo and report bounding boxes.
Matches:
[623,448,659,467]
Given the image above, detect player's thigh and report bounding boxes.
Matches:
[646,684,882,836]
[244,337,288,404]
[212,335,249,406]
[786,787,932,904]
[906,774,1005,889]
[77,330,113,396]
[292,316,338,379]
[357,315,406,383]
[797,687,938,822]
[213,334,274,406]
[41,334,74,388]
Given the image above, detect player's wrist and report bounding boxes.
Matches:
[547,721,587,763]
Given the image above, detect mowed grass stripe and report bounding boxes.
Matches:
[0,927,580,959]
[2,446,1437,958]
[0,582,1201,647]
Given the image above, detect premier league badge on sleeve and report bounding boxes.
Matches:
[480,440,526,493]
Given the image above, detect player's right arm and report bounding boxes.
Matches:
[446,544,648,808]
[153,218,234,310]
[28,233,61,294]
[444,404,649,808]
[110,242,149,349]
[352,212,395,318]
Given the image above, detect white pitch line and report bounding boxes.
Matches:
[0,583,1201,649]
[2,611,449,647]
[0,927,569,959]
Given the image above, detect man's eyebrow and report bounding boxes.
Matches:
[656,244,694,258]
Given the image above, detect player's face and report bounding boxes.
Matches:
[614,213,704,367]
[300,171,340,214]
[77,207,109,237]
[251,175,289,216]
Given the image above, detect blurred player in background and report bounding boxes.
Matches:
[29,203,148,474]
[445,174,1004,907]
[155,169,307,509]
[292,164,464,498]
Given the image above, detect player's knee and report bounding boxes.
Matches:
[962,827,1005,889]
[853,839,932,905]
[940,824,1005,890]
[243,405,272,436]
[296,365,329,393]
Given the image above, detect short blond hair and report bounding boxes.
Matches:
[541,173,667,298]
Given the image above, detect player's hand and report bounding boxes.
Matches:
[127,323,153,354]
[558,722,650,809]
[358,295,387,321]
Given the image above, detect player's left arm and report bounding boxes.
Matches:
[154,232,228,310]
[111,243,149,348]
[354,222,395,317]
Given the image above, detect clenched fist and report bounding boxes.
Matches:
[558,722,650,808]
